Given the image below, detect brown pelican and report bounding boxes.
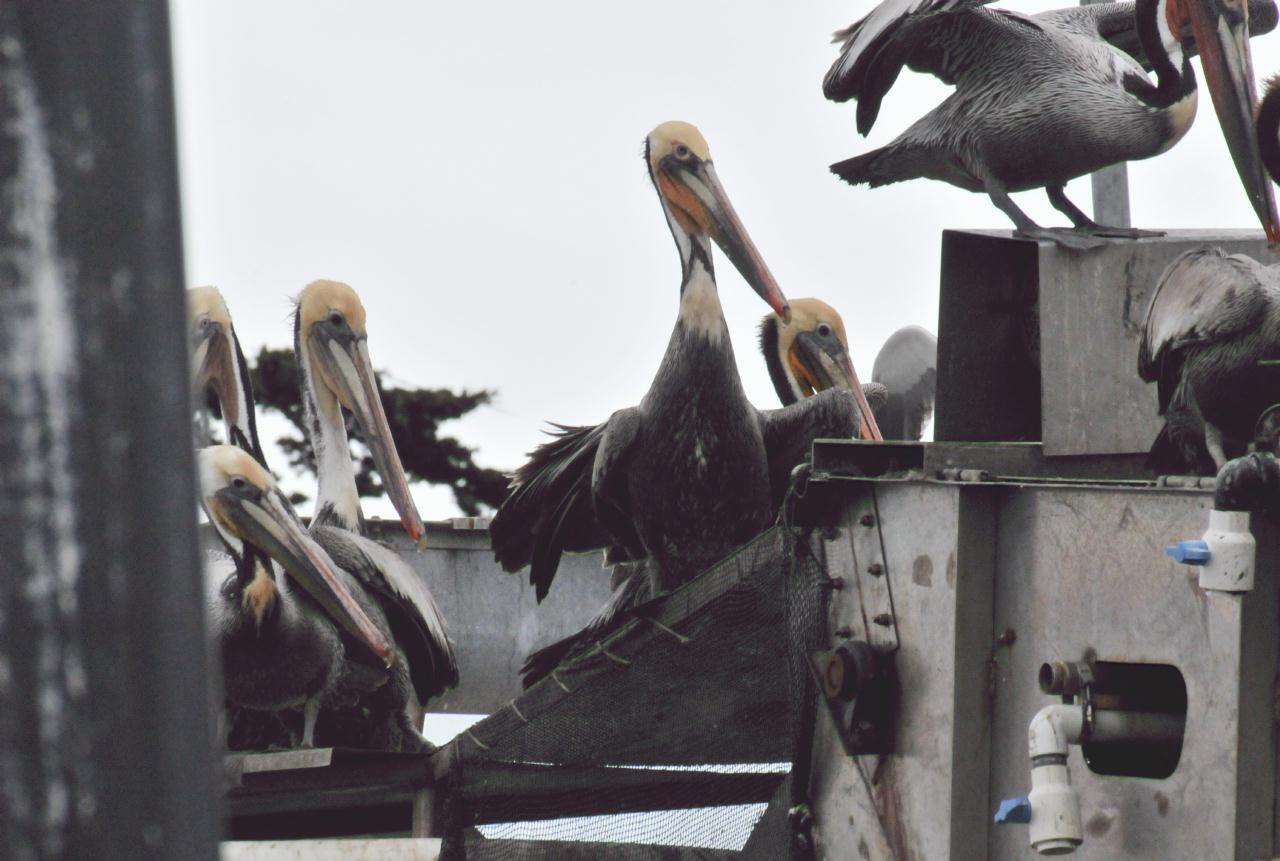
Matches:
[1139,247,1280,472]
[293,280,457,750]
[492,122,864,688]
[199,445,393,747]
[824,0,1280,248]
[189,286,266,465]
[759,297,885,439]
[872,325,937,441]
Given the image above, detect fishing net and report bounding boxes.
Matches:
[437,518,832,860]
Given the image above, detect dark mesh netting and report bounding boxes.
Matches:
[436,523,832,860]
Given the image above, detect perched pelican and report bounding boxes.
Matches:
[759,297,885,439]
[293,280,457,750]
[1139,247,1280,472]
[824,0,1280,248]
[189,286,266,465]
[492,122,864,688]
[199,445,393,747]
[872,325,937,442]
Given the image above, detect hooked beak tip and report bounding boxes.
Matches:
[780,305,792,325]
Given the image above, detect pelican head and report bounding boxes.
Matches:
[296,280,425,541]
[1171,0,1280,242]
[645,121,790,322]
[199,445,394,665]
[759,298,883,440]
[189,286,241,426]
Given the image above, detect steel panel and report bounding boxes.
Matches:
[811,483,995,861]
[986,486,1276,860]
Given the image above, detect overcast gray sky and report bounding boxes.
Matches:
[170,0,1280,518]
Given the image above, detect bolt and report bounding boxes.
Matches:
[867,562,884,577]
[834,626,854,638]
[859,513,876,528]
[825,577,845,590]
[873,613,893,627]
[995,627,1017,647]
[822,526,840,541]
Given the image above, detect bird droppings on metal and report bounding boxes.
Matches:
[1085,809,1115,837]
[1,36,88,857]
[911,555,933,587]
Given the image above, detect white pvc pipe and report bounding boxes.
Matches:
[1024,706,1185,855]
[1027,705,1084,855]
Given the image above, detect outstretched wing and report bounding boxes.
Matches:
[823,0,1035,133]
[1138,247,1274,412]
[490,415,644,602]
[312,525,459,701]
[759,388,860,507]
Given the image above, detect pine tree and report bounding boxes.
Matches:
[249,347,508,516]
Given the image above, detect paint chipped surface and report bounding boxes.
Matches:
[0,35,89,857]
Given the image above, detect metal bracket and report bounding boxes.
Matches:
[809,641,899,756]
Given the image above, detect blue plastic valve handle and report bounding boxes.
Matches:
[1166,540,1211,565]
[994,796,1032,824]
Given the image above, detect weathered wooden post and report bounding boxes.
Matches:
[0,2,218,859]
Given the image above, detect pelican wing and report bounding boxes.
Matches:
[312,525,459,700]
[823,0,1032,133]
[1139,247,1276,411]
[873,325,937,441]
[489,416,643,602]
[759,388,860,507]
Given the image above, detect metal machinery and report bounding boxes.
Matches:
[801,231,1280,860]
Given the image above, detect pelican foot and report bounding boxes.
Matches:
[1013,227,1107,251]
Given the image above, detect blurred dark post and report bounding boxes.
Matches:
[0,2,218,860]
[1082,0,1133,227]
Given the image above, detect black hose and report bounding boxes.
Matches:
[1214,452,1280,511]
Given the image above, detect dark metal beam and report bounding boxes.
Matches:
[0,2,218,858]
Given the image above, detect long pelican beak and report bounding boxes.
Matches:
[1187,0,1280,242]
[791,333,884,441]
[671,160,791,322]
[211,486,395,666]
[311,333,426,541]
[192,319,241,427]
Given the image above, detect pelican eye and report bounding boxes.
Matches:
[817,323,833,338]
[674,143,692,160]
[231,476,249,491]
[328,310,344,327]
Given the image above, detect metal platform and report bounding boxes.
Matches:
[935,230,1280,456]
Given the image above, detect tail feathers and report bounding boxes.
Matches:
[520,562,653,689]
[520,635,582,691]
[830,145,918,188]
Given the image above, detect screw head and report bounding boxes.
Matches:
[859,513,876,528]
